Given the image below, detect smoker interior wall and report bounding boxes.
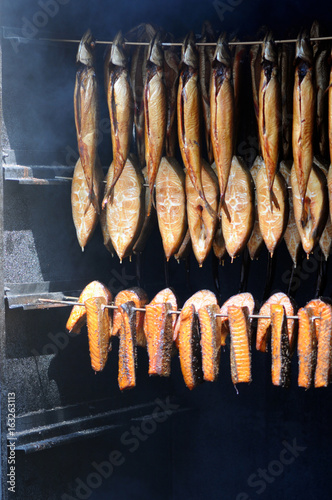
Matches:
[2,0,332,499]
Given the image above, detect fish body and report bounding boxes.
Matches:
[133,166,157,254]
[118,301,137,390]
[144,288,178,339]
[250,43,262,125]
[145,302,173,376]
[199,21,215,163]
[270,304,291,387]
[297,306,317,388]
[198,303,222,382]
[85,296,110,372]
[174,228,192,262]
[278,43,294,160]
[247,156,264,260]
[164,39,180,157]
[74,30,99,214]
[232,39,246,144]
[177,304,203,390]
[228,305,252,384]
[112,287,149,347]
[220,292,255,346]
[210,34,234,203]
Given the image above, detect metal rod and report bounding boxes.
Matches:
[54,175,150,187]
[38,298,318,321]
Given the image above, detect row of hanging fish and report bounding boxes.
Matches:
[66,281,332,391]
[71,23,332,266]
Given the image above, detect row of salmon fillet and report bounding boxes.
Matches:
[66,281,332,391]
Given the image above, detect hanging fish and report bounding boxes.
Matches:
[144,32,167,215]
[219,292,255,346]
[133,166,157,254]
[199,20,216,164]
[210,33,234,205]
[297,306,317,389]
[278,42,294,161]
[270,304,291,387]
[74,30,99,214]
[258,32,281,205]
[118,301,137,390]
[164,35,180,157]
[85,296,111,372]
[144,288,178,341]
[102,31,133,206]
[247,156,265,260]
[292,30,315,227]
[145,302,174,376]
[329,45,332,164]
[174,228,192,263]
[228,305,252,385]
[250,42,262,125]
[112,287,149,347]
[198,303,222,382]
[231,37,247,144]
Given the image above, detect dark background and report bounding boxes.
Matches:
[1,0,332,499]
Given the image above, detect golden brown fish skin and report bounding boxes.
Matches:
[144,33,167,215]
[71,157,103,251]
[278,43,294,161]
[145,302,173,376]
[258,33,281,199]
[228,305,252,385]
[112,287,149,347]
[174,228,192,263]
[198,304,222,382]
[210,34,234,203]
[221,156,255,260]
[315,158,332,260]
[164,37,180,158]
[256,165,289,257]
[186,161,219,267]
[292,31,315,226]
[199,21,215,164]
[103,32,133,206]
[144,288,179,339]
[74,30,99,214]
[177,304,203,390]
[232,39,246,144]
[156,157,187,260]
[133,166,157,254]
[250,43,262,126]
[220,293,255,346]
[329,49,332,164]
[297,306,316,389]
[85,296,110,372]
[247,156,265,260]
[291,163,328,256]
[118,301,137,391]
[270,304,291,387]
[66,281,112,335]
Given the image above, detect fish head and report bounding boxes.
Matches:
[261,31,278,65]
[111,31,127,67]
[295,29,313,66]
[147,32,164,67]
[77,29,95,66]
[213,33,232,67]
[182,31,198,69]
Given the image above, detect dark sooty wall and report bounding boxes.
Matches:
[2,0,332,499]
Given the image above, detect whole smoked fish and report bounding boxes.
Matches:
[85,296,110,372]
[145,302,173,376]
[112,287,149,347]
[144,32,167,215]
[133,166,157,254]
[164,37,180,157]
[210,34,234,204]
[221,156,254,260]
[74,30,99,214]
[278,42,294,160]
[199,21,215,164]
[258,33,280,201]
[220,292,255,346]
[118,301,137,390]
[198,303,222,382]
[156,157,187,260]
[270,304,291,387]
[297,306,316,389]
[103,31,133,204]
[292,31,315,226]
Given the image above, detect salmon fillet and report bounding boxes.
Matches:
[220,293,255,346]
[198,304,222,382]
[174,290,218,342]
[143,288,178,339]
[247,156,264,260]
[145,302,173,376]
[118,301,137,390]
[177,304,203,390]
[270,304,291,387]
[112,287,149,347]
[85,296,110,372]
[297,307,317,388]
[228,305,252,384]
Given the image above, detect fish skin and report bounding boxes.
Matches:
[112,287,149,347]
[292,31,315,226]
[145,302,173,376]
[231,39,246,145]
[256,164,289,257]
[144,33,167,216]
[144,288,178,340]
[221,156,255,260]
[329,49,332,164]
[270,304,291,387]
[156,157,187,260]
[297,306,317,388]
[133,166,157,254]
[305,299,332,388]
[71,157,103,251]
[74,30,99,215]
[291,163,328,256]
[174,228,192,263]
[258,33,281,198]
[199,21,215,164]
[250,43,262,125]
[66,281,112,334]
[210,34,234,203]
[247,156,265,260]
[315,158,332,260]
[105,155,144,262]
[278,43,294,160]
[220,292,255,346]
[198,303,222,382]
[186,160,219,266]
[85,296,110,372]
[177,304,203,390]
[164,39,180,158]
[103,32,133,205]
[228,305,252,384]
[118,301,137,390]
[256,292,296,354]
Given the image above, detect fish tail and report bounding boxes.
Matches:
[269,187,280,212]
[301,196,310,228]
[221,195,231,222]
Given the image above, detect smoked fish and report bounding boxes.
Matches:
[228,305,252,384]
[198,303,222,382]
[164,38,180,158]
[144,288,178,339]
[247,156,264,260]
[118,301,137,390]
[270,304,291,387]
[278,42,294,160]
[199,21,215,163]
[133,166,157,254]
[297,306,317,388]
[145,302,173,376]
[220,292,255,346]
[112,287,149,347]
[85,296,110,372]
[177,303,203,390]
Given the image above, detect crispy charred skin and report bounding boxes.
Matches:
[186,161,219,266]
[247,156,265,260]
[305,299,332,388]
[103,32,133,205]
[228,305,252,384]
[71,157,103,251]
[112,288,149,347]
[105,155,144,262]
[177,32,214,216]
[144,288,178,340]
[297,307,316,388]
[164,37,180,158]
[256,164,289,257]
[145,302,173,376]
[198,304,222,382]
[156,157,187,260]
[199,21,215,163]
[220,293,255,346]
[279,161,301,266]
[256,292,296,354]
[85,296,110,372]
[221,156,254,260]
[74,30,99,215]
[291,163,328,256]
[177,304,203,390]
[258,33,280,202]
[270,304,291,387]
[278,43,294,160]
[66,281,112,334]
[292,30,315,227]
[118,301,137,390]
[144,32,167,216]
[210,34,234,204]
[133,166,157,254]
